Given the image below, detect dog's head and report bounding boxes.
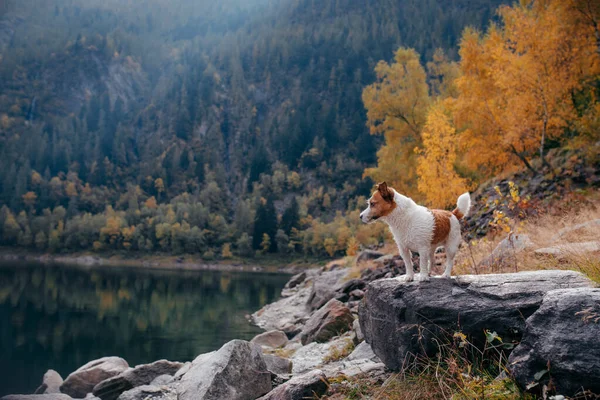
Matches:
[360,181,396,223]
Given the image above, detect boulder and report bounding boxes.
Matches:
[116,385,177,400]
[300,299,354,345]
[252,283,312,332]
[93,360,183,400]
[176,340,272,400]
[2,397,73,400]
[61,357,129,398]
[250,330,288,349]
[257,370,328,400]
[263,354,292,375]
[34,370,63,394]
[359,270,595,370]
[509,288,600,397]
[357,250,385,263]
[306,268,348,310]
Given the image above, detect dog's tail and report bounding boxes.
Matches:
[452,192,471,220]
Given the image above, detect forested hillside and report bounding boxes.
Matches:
[1,0,567,259]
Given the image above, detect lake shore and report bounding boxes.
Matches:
[0,248,320,274]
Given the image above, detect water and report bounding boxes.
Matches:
[0,262,291,396]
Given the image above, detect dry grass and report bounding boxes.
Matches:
[322,338,355,363]
[455,191,600,282]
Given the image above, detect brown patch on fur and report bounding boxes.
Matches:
[369,190,396,219]
[431,209,453,244]
[452,208,464,220]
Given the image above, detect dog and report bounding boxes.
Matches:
[359,182,471,281]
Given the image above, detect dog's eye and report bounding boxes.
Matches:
[370,202,375,207]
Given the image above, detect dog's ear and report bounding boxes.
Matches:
[377,181,393,203]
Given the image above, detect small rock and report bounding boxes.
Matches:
[300,299,354,345]
[284,272,307,289]
[117,385,177,400]
[263,354,292,375]
[291,336,352,374]
[149,375,172,386]
[60,357,129,399]
[176,340,272,400]
[306,269,348,310]
[357,250,385,263]
[353,319,364,343]
[349,289,364,300]
[338,279,366,295]
[34,370,63,394]
[347,342,379,362]
[280,324,302,339]
[250,330,288,349]
[93,360,183,400]
[257,370,328,400]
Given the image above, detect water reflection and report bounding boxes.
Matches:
[0,262,290,396]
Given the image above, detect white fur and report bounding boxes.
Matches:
[360,191,471,281]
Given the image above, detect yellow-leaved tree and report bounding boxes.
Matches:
[454,0,600,176]
[362,48,430,197]
[417,101,472,207]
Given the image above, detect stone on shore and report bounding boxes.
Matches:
[176,340,271,400]
[508,288,600,397]
[306,268,348,310]
[359,270,595,370]
[250,330,288,349]
[93,360,183,400]
[116,385,176,400]
[300,299,354,345]
[263,354,293,375]
[34,370,63,394]
[60,357,129,399]
[257,370,328,400]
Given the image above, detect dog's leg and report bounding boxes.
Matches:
[442,246,456,278]
[429,248,436,276]
[416,248,430,281]
[399,247,414,282]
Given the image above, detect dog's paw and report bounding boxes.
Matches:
[440,273,452,279]
[415,273,430,282]
[402,274,415,282]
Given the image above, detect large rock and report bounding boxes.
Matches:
[176,340,272,400]
[300,299,354,345]
[117,385,176,400]
[61,357,129,398]
[509,288,600,396]
[250,330,288,349]
[35,370,63,394]
[252,282,312,332]
[359,270,595,370]
[93,360,183,400]
[2,396,73,400]
[257,370,328,400]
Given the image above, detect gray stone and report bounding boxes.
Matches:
[291,336,352,374]
[93,360,183,400]
[116,385,177,400]
[252,284,312,332]
[176,340,272,400]
[149,375,172,386]
[34,370,63,394]
[263,354,292,375]
[479,233,534,269]
[284,272,307,289]
[2,396,73,400]
[357,250,385,263]
[257,370,328,400]
[353,319,364,342]
[300,299,354,345]
[250,330,288,349]
[509,288,600,396]
[347,341,378,362]
[306,268,348,310]
[61,357,129,399]
[534,241,600,257]
[359,270,595,371]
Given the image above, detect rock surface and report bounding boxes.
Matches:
[2,396,73,400]
[300,299,354,345]
[291,336,352,374]
[263,354,293,375]
[250,330,288,349]
[117,385,177,400]
[508,288,600,396]
[93,360,183,400]
[359,270,595,370]
[306,268,348,310]
[61,357,129,398]
[176,340,271,400]
[257,370,328,400]
[357,250,385,263]
[34,370,63,394]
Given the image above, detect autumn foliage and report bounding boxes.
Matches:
[363,0,600,207]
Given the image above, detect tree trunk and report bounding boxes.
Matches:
[510,145,537,175]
